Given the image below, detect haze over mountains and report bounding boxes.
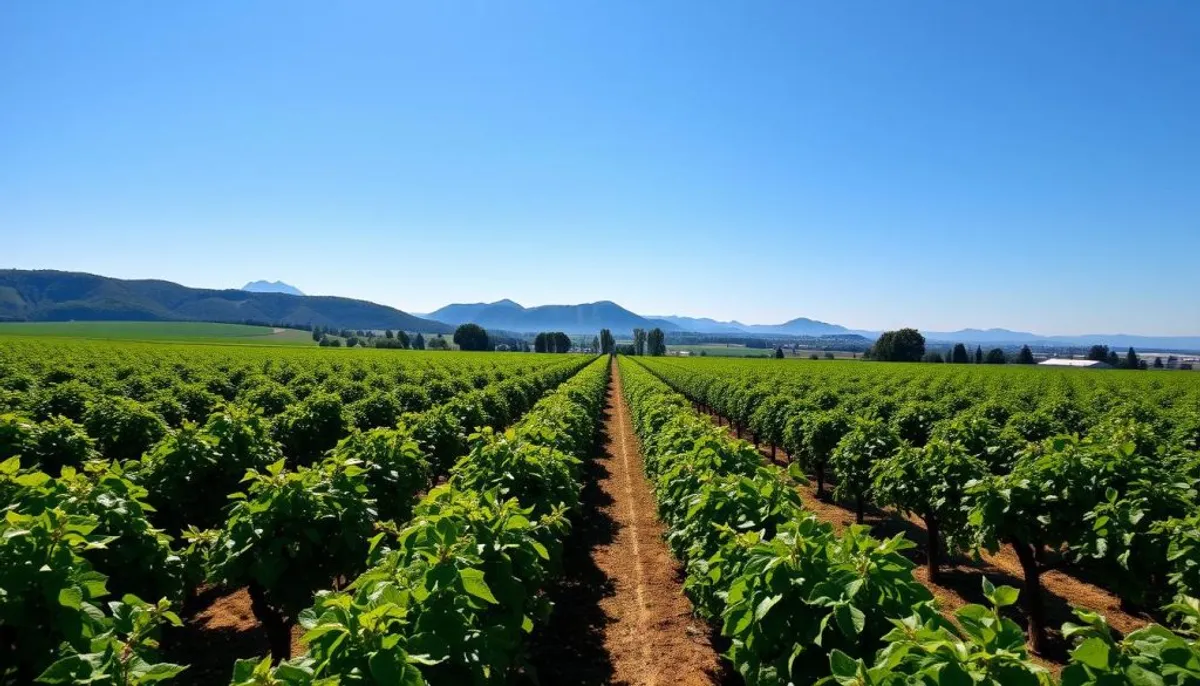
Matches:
[1,271,1197,351]
[242,280,304,296]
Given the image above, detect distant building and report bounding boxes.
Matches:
[1038,358,1112,369]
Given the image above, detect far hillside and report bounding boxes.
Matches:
[0,321,316,345]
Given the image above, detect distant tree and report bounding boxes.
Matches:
[646,328,667,356]
[413,333,426,350]
[452,324,489,351]
[824,351,835,360]
[398,331,411,349]
[318,335,331,347]
[599,328,615,354]
[1125,347,1139,369]
[985,348,1007,364]
[1087,344,1111,362]
[632,328,647,356]
[872,328,926,362]
[533,332,548,353]
[1154,357,1164,369]
[923,350,944,363]
[384,329,394,339]
[329,338,342,347]
[311,328,321,342]
[1138,360,1148,370]
[1016,345,1035,364]
[552,332,572,353]
[428,335,449,350]
[774,346,785,359]
[974,345,983,364]
[810,353,820,360]
[346,336,359,348]
[1107,350,1120,368]
[951,343,969,364]
[616,344,636,355]
[592,335,600,352]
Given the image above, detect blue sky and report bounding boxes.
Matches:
[3,1,1198,335]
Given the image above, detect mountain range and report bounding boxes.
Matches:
[1,270,1196,351]
[242,280,304,296]
[424,300,678,335]
[0,270,452,333]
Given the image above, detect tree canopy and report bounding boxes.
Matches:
[451,324,488,351]
[872,328,926,362]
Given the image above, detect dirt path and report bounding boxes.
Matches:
[693,406,1150,665]
[529,361,725,686]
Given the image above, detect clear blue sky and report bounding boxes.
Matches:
[3,1,1198,335]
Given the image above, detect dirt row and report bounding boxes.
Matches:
[528,360,726,685]
[701,407,1151,665]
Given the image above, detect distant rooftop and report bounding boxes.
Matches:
[1038,358,1111,368]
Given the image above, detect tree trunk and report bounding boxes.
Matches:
[925,515,941,582]
[735,423,741,438]
[1012,541,1047,655]
[856,495,865,525]
[816,464,826,499]
[248,582,291,662]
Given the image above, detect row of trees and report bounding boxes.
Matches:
[627,328,667,356]
[533,331,573,353]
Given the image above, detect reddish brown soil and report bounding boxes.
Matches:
[697,406,1150,666]
[166,586,306,685]
[529,361,727,686]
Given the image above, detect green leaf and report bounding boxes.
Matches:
[1071,636,1112,670]
[459,568,498,604]
[990,585,1020,608]
[58,587,83,610]
[833,603,866,636]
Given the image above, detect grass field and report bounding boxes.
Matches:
[0,321,315,345]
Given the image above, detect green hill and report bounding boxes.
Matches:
[0,270,452,333]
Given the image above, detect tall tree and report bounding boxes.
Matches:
[599,328,615,354]
[1016,345,1035,364]
[647,328,667,356]
[397,331,411,349]
[413,333,425,350]
[774,346,785,359]
[552,332,572,353]
[1125,347,1139,369]
[1154,357,1164,369]
[951,343,970,364]
[452,323,489,351]
[592,335,600,352]
[533,332,547,353]
[632,328,647,356]
[1107,350,1120,368]
[384,329,394,339]
[1087,344,1110,362]
[974,345,983,364]
[872,328,926,362]
[985,348,1007,364]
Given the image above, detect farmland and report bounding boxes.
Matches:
[0,321,316,346]
[2,337,1199,685]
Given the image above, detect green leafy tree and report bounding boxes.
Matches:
[985,348,1007,364]
[599,328,615,354]
[951,343,970,364]
[975,345,984,364]
[1016,345,1035,364]
[632,328,647,356]
[775,346,785,359]
[647,328,667,356]
[830,417,899,523]
[413,332,426,350]
[1087,344,1110,362]
[801,408,851,497]
[207,458,375,661]
[872,329,926,362]
[453,323,489,351]
[873,439,986,581]
[1125,347,1139,369]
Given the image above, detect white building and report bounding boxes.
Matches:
[1038,358,1112,369]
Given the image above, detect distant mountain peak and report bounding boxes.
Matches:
[243,280,304,296]
[490,299,523,308]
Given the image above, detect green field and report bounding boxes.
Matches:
[0,321,315,345]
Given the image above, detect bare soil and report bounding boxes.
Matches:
[166,586,306,685]
[528,361,727,686]
[697,406,1151,667]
